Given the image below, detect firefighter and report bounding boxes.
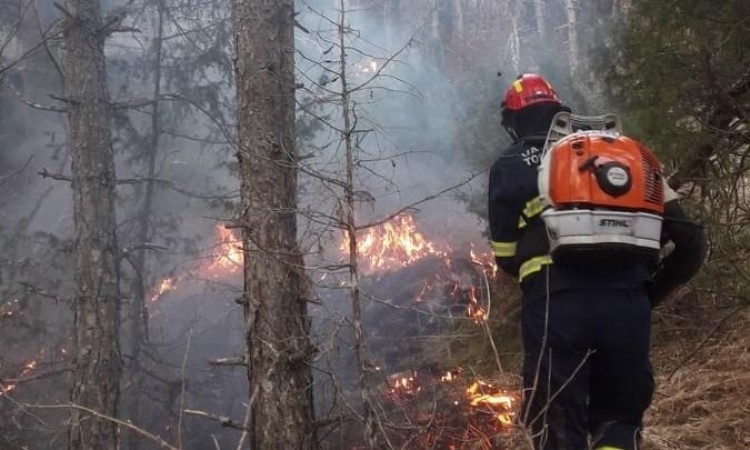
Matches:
[488,73,706,450]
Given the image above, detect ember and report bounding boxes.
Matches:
[0,350,44,396]
[374,367,520,449]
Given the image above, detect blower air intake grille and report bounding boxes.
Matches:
[641,148,663,205]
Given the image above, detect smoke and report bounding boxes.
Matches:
[0,0,625,448]
[295,0,490,252]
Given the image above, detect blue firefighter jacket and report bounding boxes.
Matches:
[488,136,656,301]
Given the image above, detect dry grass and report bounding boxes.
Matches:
[644,308,750,450]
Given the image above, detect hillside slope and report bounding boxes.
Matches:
[645,307,750,449]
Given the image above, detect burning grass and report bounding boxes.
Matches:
[364,368,529,450]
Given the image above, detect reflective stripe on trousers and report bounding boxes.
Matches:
[519,255,553,281]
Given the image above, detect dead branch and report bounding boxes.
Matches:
[33,2,64,79]
[670,68,750,190]
[37,168,71,182]
[29,403,180,450]
[37,169,237,199]
[183,409,249,431]
[19,281,68,304]
[207,356,246,366]
[0,156,33,187]
[358,173,479,230]
[0,367,70,385]
[666,302,748,381]
[6,82,66,112]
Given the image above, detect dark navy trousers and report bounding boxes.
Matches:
[520,286,654,450]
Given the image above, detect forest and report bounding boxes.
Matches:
[0,0,748,449]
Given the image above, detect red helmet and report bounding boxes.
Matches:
[501,73,561,111]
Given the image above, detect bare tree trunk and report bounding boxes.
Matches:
[508,0,521,73]
[565,0,579,72]
[231,0,316,449]
[62,0,122,448]
[533,0,545,40]
[337,3,378,448]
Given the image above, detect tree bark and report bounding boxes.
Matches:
[62,0,122,448]
[231,1,316,449]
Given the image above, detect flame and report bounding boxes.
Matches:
[377,367,518,448]
[466,286,489,323]
[440,371,454,382]
[341,214,449,274]
[386,370,421,400]
[150,277,176,303]
[203,226,243,275]
[148,225,243,306]
[466,380,515,426]
[470,246,498,279]
[0,349,47,396]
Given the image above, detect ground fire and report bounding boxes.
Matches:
[331,213,521,448]
[3,214,519,448]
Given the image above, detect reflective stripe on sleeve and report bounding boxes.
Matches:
[518,255,553,281]
[491,241,517,257]
[594,447,626,450]
[518,216,527,229]
[523,196,545,219]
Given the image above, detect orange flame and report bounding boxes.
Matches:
[341,214,449,274]
[150,277,176,303]
[466,380,515,426]
[466,286,489,323]
[0,349,46,396]
[203,226,243,275]
[148,225,243,306]
[386,370,421,400]
[470,246,498,279]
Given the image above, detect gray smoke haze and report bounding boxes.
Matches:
[0,0,622,447]
[295,0,491,266]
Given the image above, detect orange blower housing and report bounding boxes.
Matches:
[538,131,665,266]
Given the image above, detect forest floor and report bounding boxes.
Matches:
[644,305,750,450]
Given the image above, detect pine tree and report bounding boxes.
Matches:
[62,0,122,447]
[231,0,316,448]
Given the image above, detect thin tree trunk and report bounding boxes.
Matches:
[533,0,545,40]
[62,0,122,448]
[565,0,579,72]
[124,1,164,448]
[337,2,378,448]
[231,0,316,448]
[508,0,521,73]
